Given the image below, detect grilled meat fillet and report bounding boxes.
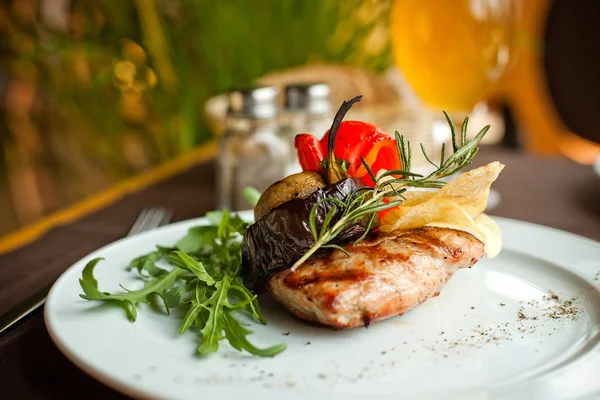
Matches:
[267,227,484,329]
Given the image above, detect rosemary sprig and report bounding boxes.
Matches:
[290,113,488,271]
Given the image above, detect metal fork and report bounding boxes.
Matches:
[0,207,173,336]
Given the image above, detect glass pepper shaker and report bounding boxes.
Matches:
[217,86,289,211]
[279,83,332,174]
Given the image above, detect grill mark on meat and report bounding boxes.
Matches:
[283,269,370,289]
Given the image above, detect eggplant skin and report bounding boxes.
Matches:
[242,177,371,292]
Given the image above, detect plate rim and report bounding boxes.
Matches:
[44,214,600,399]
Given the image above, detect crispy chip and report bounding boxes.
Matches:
[435,161,504,217]
[397,191,437,207]
[380,162,504,257]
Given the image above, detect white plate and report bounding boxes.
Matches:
[45,212,600,400]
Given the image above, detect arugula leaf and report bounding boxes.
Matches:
[78,209,286,358]
[205,210,224,226]
[228,278,265,324]
[179,281,210,334]
[180,301,205,334]
[243,186,261,207]
[222,311,287,357]
[176,211,248,256]
[197,276,230,355]
[175,226,219,254]
[168,251,216,285]
[128,246,172,277]
[78,258,106,297]
[217,209,250,237]
[80,258,186,321]
[161,285,185,309]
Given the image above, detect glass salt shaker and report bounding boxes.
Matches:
[217,86,290,211]
[279,83,332,174]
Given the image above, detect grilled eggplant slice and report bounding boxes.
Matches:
[242,177,375,292]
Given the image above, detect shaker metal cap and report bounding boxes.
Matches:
[226,86,278,119]
[284,82,331,114]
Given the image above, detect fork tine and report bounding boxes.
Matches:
[159,209,173,227]
[127,208,151,237]
[137,208,161,233]
[128,207,173,237]
[146,208,167,231]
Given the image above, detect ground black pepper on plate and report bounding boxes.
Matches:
[420,291,583,357]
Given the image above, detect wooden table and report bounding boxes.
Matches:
[1,146,599,399]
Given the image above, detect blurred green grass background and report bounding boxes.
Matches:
[0,0,392,234]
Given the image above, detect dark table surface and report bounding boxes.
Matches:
[1,146,599,399]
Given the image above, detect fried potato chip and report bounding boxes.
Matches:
[435,161,504,217]
[396,190,437,207]
[380,162,504,257]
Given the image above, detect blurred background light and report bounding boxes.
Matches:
[0,0,598,236]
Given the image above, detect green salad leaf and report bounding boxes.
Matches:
[128,245,173,277]
[80,258,186,321]
[79,209,286,358]
[243,186,261,207]
[174,226,218,254]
